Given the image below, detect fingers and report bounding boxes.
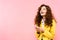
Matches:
[35,25,39,29]
[34,25,44,32]
[35,25,38,27]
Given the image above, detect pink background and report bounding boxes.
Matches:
[0,0,60,40]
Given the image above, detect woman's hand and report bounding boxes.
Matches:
[40,27,44,33]
[35,25,44,32]
[35,26,41,32]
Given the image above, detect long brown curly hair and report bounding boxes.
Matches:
[34,4,56,27]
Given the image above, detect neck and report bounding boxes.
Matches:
[43,16,45,19]
[42,16,45,21]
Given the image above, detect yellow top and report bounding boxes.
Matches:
[34,19,56,40]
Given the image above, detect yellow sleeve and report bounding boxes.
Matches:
[34,31,40,39]
[34,24,40,38]
[43,19,56,39]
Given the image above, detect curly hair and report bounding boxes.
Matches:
[34,4,56,27]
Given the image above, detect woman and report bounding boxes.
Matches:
[34,4,56,40]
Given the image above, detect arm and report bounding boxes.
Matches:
[34,24,40,38]
[43,19,56,39]
[35,31,40,38]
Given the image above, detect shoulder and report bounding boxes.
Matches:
[52,19,56,23]
[52,19,57,25]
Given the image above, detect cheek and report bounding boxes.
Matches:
[40,10,47,13]
[44,13,46,15]
[44,10,47,12]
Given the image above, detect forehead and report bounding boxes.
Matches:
[41,6,46,9]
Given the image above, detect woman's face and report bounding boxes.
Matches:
[40,6,47,16]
